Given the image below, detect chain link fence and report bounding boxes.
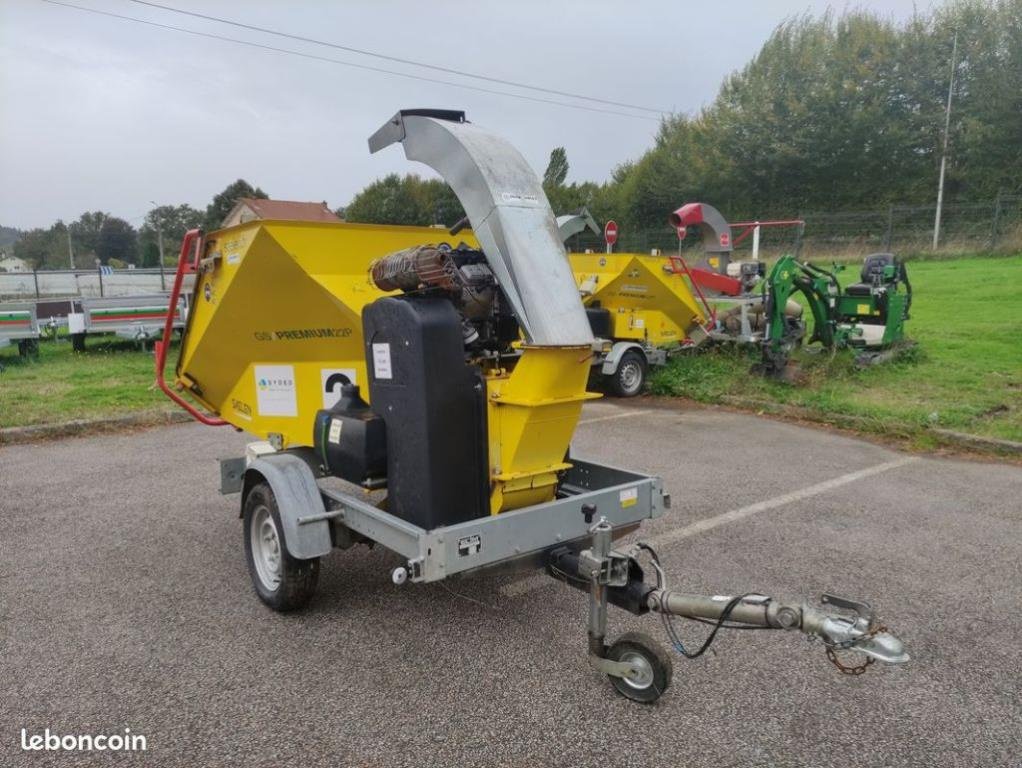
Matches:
[568,194,1022,261]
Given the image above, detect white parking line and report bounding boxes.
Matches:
[498,455,919,598]
[578,409,652,425]
[648,456,919,549]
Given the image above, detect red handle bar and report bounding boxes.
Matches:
[154,229,229,427]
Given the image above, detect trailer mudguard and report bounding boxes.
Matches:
[601,341,645,375]
[242,453,333,560]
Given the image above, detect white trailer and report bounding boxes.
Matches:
[68,295,187,351]
[0,302,41,359]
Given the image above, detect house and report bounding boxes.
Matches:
[221,198,342,228]
[0,253,28,272]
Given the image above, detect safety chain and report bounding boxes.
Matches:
[825,624,887,676]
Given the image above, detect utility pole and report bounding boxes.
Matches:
[66,225,75,269]
[933,32,958,251]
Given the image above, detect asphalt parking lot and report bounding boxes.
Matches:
[2,400,1020,767]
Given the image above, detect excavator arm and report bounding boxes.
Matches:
[761,255,839,376]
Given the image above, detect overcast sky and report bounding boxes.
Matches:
[1,0,932,229]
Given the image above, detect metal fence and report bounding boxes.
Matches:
[0,267,176,301]
[568,194,1022,261]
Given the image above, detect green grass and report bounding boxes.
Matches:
[651,254,1022,445]
[0,334,176,429]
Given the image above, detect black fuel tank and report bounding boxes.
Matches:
[313,384,387,485]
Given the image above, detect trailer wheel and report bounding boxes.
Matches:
[605,632,672,704]
[606,350,647,397]
[243,483,320,612]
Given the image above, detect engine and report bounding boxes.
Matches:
[369,243,519,353]
[313,242,523,529]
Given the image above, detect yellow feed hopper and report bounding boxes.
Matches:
[176,220,478,447]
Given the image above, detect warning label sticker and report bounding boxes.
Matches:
[372,343,393,380]
[254,364,297,417]
[620,487,638,508]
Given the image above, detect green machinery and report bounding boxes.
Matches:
[761,253,912,376]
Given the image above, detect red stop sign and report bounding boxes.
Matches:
[604,220,619,246]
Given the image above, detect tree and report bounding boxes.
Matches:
[0,225,22,249]
[68,211,107,262]
[340,3,1022,233]
[96,217,138,265]
[344,174,421,225]
[408,176,465,226]
[140,204,203,267]
[612,2,1022,223]
[204,179,268,231]
[13,228,60,270]
[543,147,569,189]
[343,174,465,226]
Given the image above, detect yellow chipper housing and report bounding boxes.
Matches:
[159,109,907,703]
[556,209,710,397]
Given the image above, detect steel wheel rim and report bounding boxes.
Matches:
[251,504,282,591]
[618,651,654,690]
[620,361,642,394]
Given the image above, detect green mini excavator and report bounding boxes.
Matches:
[761,253,912,377]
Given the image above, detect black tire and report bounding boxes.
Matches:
[605,350,647,398]
[605,631,673,704]
[71,333,86,352]
[243,483,320,612]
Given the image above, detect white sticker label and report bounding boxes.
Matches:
[328,419,343,444]
[620,487,638,508]
[321,368,357,409]
[254,364,297,417]
[500,191,539,205]
[68,312,86,334]
[632,317,645,329]
[372,343,392,380]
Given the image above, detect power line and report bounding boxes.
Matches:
[126,0,669,116]
[37,0,662,122]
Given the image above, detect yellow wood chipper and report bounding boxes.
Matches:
[156,109,908,703]
[556,209,710,397]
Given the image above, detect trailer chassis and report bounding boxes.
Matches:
[221,448,908,703]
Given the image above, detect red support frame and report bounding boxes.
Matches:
[154,229,229,427]
[667,254,717,333]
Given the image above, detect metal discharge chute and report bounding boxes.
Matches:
[369,110,593,347]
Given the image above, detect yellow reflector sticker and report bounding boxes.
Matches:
[857,304,870,315]
[620,487,638,508]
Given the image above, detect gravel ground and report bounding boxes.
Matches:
[1,400,1020,767]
